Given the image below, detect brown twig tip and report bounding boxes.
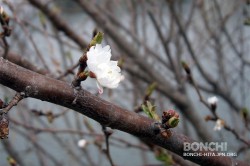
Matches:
[0,6,11,37]
[79,54,87,64]
[118,58,125,69]
[92,28,98,38]
[77,71,89,81]
[89,71,96,78]
[181,61,191,75]
[0,93,24,139]
[7,157,18,166]
[2,93,24,114]
[204,115,215,121]
[0,7,10,24]
[0,113,9,139]
[0,99,4,108]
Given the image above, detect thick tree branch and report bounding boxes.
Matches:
[0,58,248,166]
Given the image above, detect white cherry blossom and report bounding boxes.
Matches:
[87,44,124,93]
[78,139,87,148]
[207,96,218,105]
[213,119,224,131]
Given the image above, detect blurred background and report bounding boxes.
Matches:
[0,0,250,165]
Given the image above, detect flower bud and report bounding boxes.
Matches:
[89,32,103,47]
[0,6,10,25]
[7,157,17,166]
[0,113,9,139]
[207,96,218,111]
[167,117,179,128]
[162,109,178,124]
[78,139,88,148]
[78,71,89,81]
[204,115,213,121]
[213,119,225,131]
[181,61,191,75]
[161,110,180,129]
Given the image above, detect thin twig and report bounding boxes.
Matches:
[57,63,78,80]
[2,36,9,58]
[102,126,115,166]
[0,93,24,114]
[4,1,49,70]
[182,63,250,146]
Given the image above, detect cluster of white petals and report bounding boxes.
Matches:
[87,44,124,93]
[207,96,218,105]
[77,139,87,148]
[213,119,224,131]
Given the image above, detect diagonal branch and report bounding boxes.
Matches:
[0,58,248,166]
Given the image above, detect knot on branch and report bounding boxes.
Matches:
[20,85,39,97]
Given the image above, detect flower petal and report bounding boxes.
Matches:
[96,81,103,94]
[86,44,124,92]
